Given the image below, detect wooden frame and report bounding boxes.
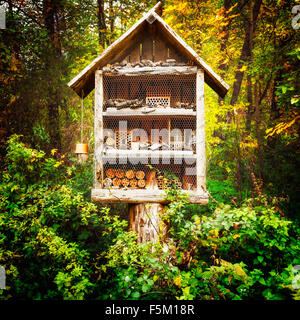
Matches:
[95,70,104,189]
[92,66,208,204]
[196,68,206,191]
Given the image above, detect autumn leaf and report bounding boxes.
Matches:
[173,276,182,287]
[51,149,58,155]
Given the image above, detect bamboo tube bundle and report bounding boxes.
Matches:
[157,176,165,190]
[165,179,182,188]
[174,179,182,188]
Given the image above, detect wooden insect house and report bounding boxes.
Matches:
[68,3,229,242]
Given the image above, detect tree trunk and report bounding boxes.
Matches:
[43,0,62,150]
[47,95,61,150]
[229,0,262,112]
[109,0,114,36]
[254,81,263,179]
[129,203,168,244]
[97,0,107,49]
[218,0,232,105]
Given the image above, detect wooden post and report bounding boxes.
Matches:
[95,70,104,188]
[196,68,206,191]
[129,203,168,244]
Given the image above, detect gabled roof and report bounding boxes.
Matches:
[68,2,230,98]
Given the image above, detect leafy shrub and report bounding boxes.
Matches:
[0,135,101,299]
[0,135,299,300]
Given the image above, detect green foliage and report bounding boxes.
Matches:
[0,136,100,299]
[163,187,300,300]
[0,136,299,300]
[0,0,299,300]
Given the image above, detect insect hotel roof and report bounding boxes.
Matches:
[68,2,229,99]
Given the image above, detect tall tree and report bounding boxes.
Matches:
[97,0,107,49]
[229,0,262,108]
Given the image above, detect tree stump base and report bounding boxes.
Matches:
[129,203,168,244]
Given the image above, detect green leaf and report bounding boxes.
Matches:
[131,291,141,299]
[142,284,149,293]
[257,256,264,263]
[258,278,266,286]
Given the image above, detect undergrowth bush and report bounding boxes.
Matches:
[0,135,299,300]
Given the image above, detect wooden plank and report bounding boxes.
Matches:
[168,44,185,63]
[104,66,197,76]
[154,37,168,62]
[142,37,153,61]
[103,108,196,117]
[128,43,141,64]
[95,70,104,188]
[102,150,196,159]
[91,188,209,204]
[196,68,206,191]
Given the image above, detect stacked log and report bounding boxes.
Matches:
[112,177,122,187]
[125,169,135,179]
[129,178,138,188]
[104,168,146,189]
[104,168,184,190]
[121,178,130,187]
[136,170,145,180]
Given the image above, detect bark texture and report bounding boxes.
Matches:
[129,203,168,244]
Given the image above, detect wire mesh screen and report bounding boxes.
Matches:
[100,73,197,191]
[103,74,196,110]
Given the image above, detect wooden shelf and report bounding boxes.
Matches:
[91,188,209,204]
[103,66,198,76]
[102,150,196,160]
[103,107,196,118]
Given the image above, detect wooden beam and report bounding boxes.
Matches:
[196,68,206,191]
[104,108,196,117]
[102,150,196,160]
[91,188,209,204]
[103,66,197,76]
[146,13,157,24]
[95,70,104,188]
